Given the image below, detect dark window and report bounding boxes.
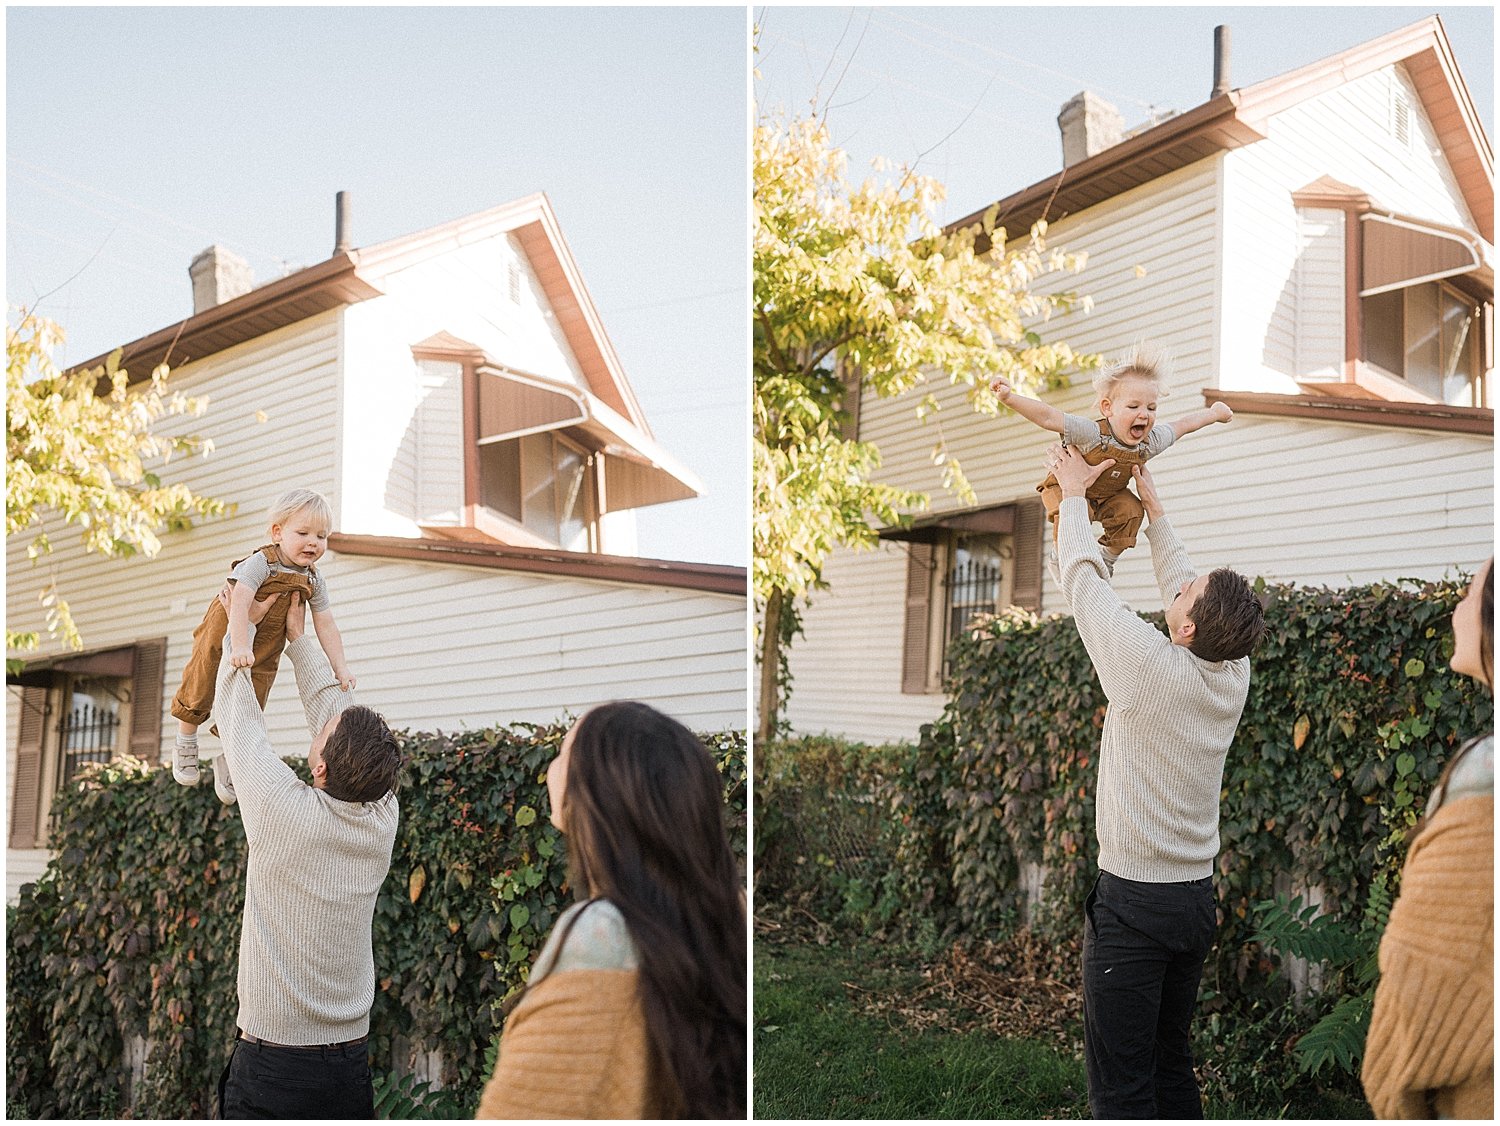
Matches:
[1363,281,1486,406]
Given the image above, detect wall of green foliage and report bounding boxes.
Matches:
[758,575,1488,972]
[7,721,746,1119]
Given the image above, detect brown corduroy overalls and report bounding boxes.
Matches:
[169,545,316,728]
[1036,420,1153,554]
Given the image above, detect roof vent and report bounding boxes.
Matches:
[1058,91,1124,167]
[189,245,254,313]
[334,191,352,254]
[1211,25,1231,98]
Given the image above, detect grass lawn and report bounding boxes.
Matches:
[755,933,1088,1119]
[754,928,1371,1120]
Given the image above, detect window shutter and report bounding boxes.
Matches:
[9,686,48,849]
[1011,497,1044,611]
[130,638,169,764]
[901,543,936,694]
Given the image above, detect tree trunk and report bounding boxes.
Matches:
[757,588,785,744]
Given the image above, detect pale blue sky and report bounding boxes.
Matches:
[7,5,747,567]
[756,5,1493,230]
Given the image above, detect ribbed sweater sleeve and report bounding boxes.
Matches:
[1056,496,1250,881]
[212,625,399,1045]
[1055,496,1164,708]
[1362,795,1494,1119]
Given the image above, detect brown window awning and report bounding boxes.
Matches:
[475,365,589,444]
[1361,213,1490,297]
[879,503,1018,544]
[474,363,703,510]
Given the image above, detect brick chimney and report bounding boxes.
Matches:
[1058,91,1124,167]
[189,245,254,313]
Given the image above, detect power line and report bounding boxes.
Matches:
[8,155,294,266]
[875,9,1160,113]
[7,220,182,285]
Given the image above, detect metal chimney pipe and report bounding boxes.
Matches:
[334,191,351,255]
[1211,25,1231,98]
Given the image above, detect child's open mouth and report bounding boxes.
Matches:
[1130,424,1148,439]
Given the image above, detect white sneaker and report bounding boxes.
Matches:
[173,739,200,786]
[212,755,237,805]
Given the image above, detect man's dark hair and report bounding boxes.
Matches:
[320,705,403,802]
[1187,568,1266,663]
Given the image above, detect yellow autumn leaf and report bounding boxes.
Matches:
[408,865,427,903]
[1293,714,1311,750]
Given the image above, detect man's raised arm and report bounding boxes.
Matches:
[282,592,352,736]
[1050,446,1169,708]
[212,593,301,830]
[1133,465,1198,614]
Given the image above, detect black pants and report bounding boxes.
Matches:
[218,1034,374,1119]
[1082,870,1217,1119]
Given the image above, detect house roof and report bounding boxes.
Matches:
[72,193,654,434]
[328,533,746,596]
[952,15,1493,247]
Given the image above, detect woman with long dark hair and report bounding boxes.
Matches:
[1362,558,1493,1118]
[477,701,746,1119]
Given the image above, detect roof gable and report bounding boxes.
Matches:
[353,193,650,433]
[954,15,1491,247]
[73,195,654,434]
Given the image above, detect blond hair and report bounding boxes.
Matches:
[268,488,333,533]
[1092,344,1170,408]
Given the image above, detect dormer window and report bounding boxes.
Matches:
[409,332,701,555]
[479,431,598,552]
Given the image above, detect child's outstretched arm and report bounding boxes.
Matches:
[1169,400,1233,440]
[227,582,256,667]
[312,608,356,690]
[989,377,1067,434]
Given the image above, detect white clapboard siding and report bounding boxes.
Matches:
[784,545,947,744]
[1266,64,1474,230]
[1222,61,1481,394]
[300,556,746,735]
[414,358,465,525]
[1295,208,1346,380]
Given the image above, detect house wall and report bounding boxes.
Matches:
[1221,62,1480,393]
[339,232,643,552]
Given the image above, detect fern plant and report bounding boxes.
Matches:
[371,1071,471,1120]
[1251,875,1391,1077]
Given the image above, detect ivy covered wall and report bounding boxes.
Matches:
[7,721,746,1119]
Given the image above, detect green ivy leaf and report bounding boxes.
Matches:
[514,805,537,827]
[509,903,531,930]
[1404,658,1425,678]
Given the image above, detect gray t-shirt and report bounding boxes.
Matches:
[1063,411,1176,459]
[230,550,331,612]
[1427,733,1494,815]
[531,900,640,982]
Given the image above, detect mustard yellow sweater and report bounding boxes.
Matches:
[476,901,653,1119]
[1362,794,1493,1119]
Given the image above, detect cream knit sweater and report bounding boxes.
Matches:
[1055,496,1250,882]
[213,626,399,1045]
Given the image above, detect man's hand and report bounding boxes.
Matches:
[1047,444,1114,498]
[989,377,1014,402]
[1211,401,1234,424]
[284,592,306,642]
[1132,464,1166,522]
[333,665,357,691]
